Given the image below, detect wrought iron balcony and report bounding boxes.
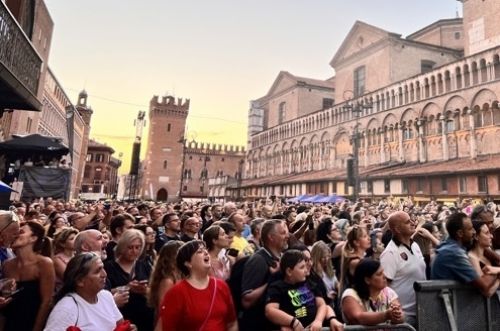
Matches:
[0,1,42,111]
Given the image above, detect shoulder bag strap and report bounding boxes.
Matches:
[68,294,79,326]
[198,278,217,331]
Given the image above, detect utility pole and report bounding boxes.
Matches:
[129,111,145,201]
[178,136,186,201]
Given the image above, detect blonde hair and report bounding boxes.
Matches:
[310,241,335,278]
[114,229,145,259]
[339,225,367,294]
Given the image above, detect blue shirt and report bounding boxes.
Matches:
[430,238,478,283]
[242,224,251,239]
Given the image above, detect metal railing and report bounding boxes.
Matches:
[0,1,42,97]
[294,323,417,331]
[344,323,416,330]
[414,280,500,331]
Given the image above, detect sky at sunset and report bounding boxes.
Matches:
[44,0,462,174]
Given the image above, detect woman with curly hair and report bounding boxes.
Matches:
[147,240,183,313]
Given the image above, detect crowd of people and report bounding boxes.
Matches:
[0,196,498,330]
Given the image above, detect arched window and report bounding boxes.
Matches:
[163,160,167,169]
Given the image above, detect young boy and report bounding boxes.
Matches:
[265,249,327,331]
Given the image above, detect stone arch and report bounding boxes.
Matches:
[382,113,397,127]
[400,107,417,124]
[420,103,440,136]
[444,95,467,112]
[470,88,498,110]
[366,118,380,131]
[156,188,168,201]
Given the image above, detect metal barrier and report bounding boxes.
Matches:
[344,323,416,330]
[414,280,500,331]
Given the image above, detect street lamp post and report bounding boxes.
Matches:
[178,137,187,201]
[343,99,372,201]
[200,148,210,201]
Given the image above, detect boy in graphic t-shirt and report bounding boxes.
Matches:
[265,249,327,331]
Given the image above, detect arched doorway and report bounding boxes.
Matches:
[156,188,168,201]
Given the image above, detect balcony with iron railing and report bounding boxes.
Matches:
[0,1,43,111]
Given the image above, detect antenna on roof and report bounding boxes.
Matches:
[455,3,460,18]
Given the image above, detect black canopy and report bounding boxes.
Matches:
[0,134,69,156]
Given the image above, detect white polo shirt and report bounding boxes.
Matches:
[380,238,426,317]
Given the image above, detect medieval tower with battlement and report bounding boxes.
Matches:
[141,94,245,201]
[141,95,189,201]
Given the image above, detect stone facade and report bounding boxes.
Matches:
[38,70,87,199]
[141,95,245,202]
[80,140,121,200]
[242,0,500,202]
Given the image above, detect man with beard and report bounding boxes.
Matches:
[155,213,181,251]
[200,204,223,233]
[240,219,289,331]
[431,212,498,297]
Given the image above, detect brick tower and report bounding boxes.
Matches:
[141,95,189,201]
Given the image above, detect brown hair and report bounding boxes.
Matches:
[53,228,79,254]
[25,221,52,257]
[148,240,183,309]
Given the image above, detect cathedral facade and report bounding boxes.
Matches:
[242,0,500,203]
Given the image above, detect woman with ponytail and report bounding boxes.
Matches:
[3,221,55,331]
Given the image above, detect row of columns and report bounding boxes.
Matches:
[248,112,480,179]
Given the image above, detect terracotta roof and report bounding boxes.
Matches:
[365,155,500,178]
[241,154,500,187]
[292,73,335,90]
[406,18,463,40]
[88,139,115,153]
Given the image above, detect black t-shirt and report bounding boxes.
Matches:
[154,233,180,252]
[266,279,321,328]
[104,259,154,331]
[104,241,117,262]
[240,248,279,331]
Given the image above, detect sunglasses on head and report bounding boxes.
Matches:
[0,211,19,234]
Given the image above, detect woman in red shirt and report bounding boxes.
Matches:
[156,240,238,331]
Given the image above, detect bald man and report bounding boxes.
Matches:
[380,211,426,328]
[74,229,107,260]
